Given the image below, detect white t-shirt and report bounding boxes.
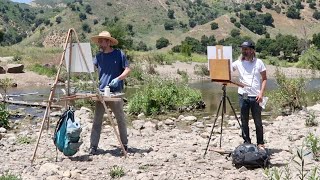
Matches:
[232,58,266,97]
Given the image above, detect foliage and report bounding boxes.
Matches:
[313,10,320,20]
[0,78,13,101]
[0,103,10,129]
[128,78,202,116]
[210,22,219,30]
[312,33,320,49]
[16,136,34,144]
[168,9,175,19]
[194,64,209,77]
[268,68,307,115]
[286,6,300,19]
[0,173,21,180]
[305,111,318,127]
[239,11,274,35]
[156,37,170,49]
[297,47,320,70]
[29,63,57,77]
[305,133,320,160]
[109,165,125,178]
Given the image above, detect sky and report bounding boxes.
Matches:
[10,0,33,4]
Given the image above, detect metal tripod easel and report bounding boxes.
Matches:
[203,83,245,157]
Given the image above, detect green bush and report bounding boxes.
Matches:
[128,79,202,116]
[297,47,320,70]
[0,173,21,180]
[0,103,10,128]
[109,165,125,178]
[29,63,57,77]
[268,68,307,115]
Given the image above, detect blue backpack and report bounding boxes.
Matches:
[53,108,82,156]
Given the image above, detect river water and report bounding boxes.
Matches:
[4,79,320,119]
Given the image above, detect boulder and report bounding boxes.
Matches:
[7,64,24,73]
[0,66,5,74]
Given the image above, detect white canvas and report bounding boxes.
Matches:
[65,43,94,73]
[207,46,233,72]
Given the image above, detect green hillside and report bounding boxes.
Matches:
[1,0,320,50]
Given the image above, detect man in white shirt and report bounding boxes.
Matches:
[232,41,267,150]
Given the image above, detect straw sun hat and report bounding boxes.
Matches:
[91,31,118,46]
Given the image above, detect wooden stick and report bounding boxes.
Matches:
[31,29,73,164]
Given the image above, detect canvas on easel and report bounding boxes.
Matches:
[207,45,232,82]
[65,43,94,73]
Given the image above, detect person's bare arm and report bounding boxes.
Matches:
[256,70,267,102]
[117,67,131,80]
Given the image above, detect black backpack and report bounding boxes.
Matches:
[231,143,270,168]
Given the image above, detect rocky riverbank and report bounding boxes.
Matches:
[1,102,320,179]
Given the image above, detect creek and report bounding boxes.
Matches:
[4,78,320,120]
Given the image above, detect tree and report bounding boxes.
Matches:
[168,9,175,19]
[56,16,62,24]
[313,10,320,20]
[79,13,87,21]
[210,22,219,30]
[286,6,300,19]
[82,23,91,33]
[254,3,262,12]
[189,19,196,28]
[230,29,240,37]
[156,37,170,49]
[312,33,320,49]
[0,30,3,42]
[164,20,175,30]
[85,5,92,14]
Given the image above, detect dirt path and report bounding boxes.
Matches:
[1,62,319,88]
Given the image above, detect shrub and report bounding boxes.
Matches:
[0,103,9,128]
[210,22,219,30]
[128,79,202,116]
[268,68,307,115]
[109,165,125,178]
[29,64,57,77]
[156,37,170,49]
[0,173,21,180]
[194,64,209,76]
[56,16,62,24]
[305,111,318,127]
[305,133,320,159]
[17,136,33,144]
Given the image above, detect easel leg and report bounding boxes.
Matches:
[219,95,226,148]
[203,96,223,158]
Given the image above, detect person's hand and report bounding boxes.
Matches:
[109,78,120,87]
[256,93,263,103]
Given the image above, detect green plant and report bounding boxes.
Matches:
[128,78,202,116]
[16,136,33,144]
[109,165,125,178]
[0,78,12,102]
[29,63,57,77]
[263,167,283,180]
[0,173,21,180]
[194,64,209,76]
[305,111,318,127]
[308,167,320,180]
[0,103,10,128]
[293,146,308,180]
[177,69,188,83]
[305,133,320,159]
[268,68,307,115]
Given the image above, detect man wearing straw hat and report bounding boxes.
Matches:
[89,31,131,155]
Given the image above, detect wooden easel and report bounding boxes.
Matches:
[204,45,245,157]
[31,28,127,164]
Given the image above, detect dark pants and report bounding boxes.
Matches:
[239,94,264,145]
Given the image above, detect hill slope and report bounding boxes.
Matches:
[1,0,320,49]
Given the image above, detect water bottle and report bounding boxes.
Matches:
[104,86,110,97]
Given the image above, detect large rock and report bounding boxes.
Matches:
[7,64,24,73]
[0,66,5,74]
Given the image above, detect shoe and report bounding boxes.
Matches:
[89,147,98,155]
